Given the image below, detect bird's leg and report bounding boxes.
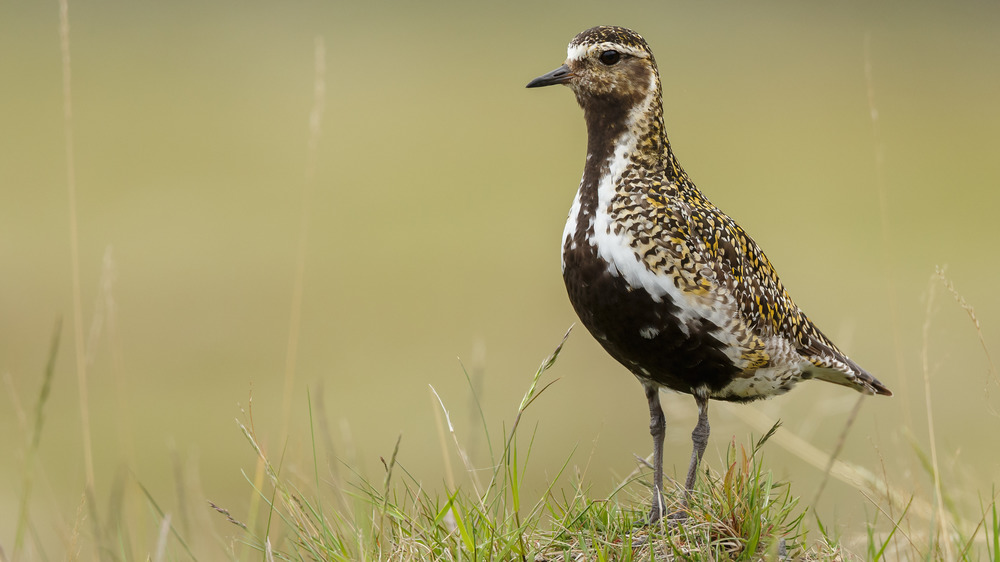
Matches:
[644,383,666,524]
[681,392,710,507]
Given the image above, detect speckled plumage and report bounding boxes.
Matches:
[528,25,891,522]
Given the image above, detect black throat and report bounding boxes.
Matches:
[568,97,633,249]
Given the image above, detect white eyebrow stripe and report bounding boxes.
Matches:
[566,42,649,62]
[566,44,589,61]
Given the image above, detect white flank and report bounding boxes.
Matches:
[717,367,796,399]
[561,188,583,271]
[715,338,806,399]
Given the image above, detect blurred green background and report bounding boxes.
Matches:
[2,0,998,556]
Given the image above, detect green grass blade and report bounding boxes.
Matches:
[13,320,62,559]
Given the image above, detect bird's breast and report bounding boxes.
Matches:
[561,194,745,395]
[560,180,808,400]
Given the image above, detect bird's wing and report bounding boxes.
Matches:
[691,202,891,395]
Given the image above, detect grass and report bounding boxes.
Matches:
[195,268,996,561]
[204,316,995,561]
[220,329,821,561]
[5,273,999,560]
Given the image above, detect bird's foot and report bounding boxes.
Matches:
[645,503,663,526]
[642,498,689,528]
[667,507,689,525]
[633,496,664,528]
[638,510,689,531]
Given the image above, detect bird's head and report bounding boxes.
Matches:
[527,26,659,114]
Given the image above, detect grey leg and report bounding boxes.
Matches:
[682,392,710,501]
[644,383,666,523]
[666,392,710,524]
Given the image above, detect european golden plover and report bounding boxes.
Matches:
[527,25,891,523]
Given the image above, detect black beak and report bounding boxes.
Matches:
[526,64,574,88]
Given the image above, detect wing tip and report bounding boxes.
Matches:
[806,355,893,397]
[868,378,893,397]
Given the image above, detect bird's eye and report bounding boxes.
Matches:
[598,50,621,65]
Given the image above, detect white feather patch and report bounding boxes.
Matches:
[561,188,584,272]
[639,326,660,339]
[566,42,650,63]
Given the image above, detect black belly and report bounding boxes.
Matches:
[562,244,741,396]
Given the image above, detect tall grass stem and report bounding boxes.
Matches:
[58,0,95,497]
[865,31,909,425]
[922,271,955,559]
[281,36,327,435]
[13,321,62,557]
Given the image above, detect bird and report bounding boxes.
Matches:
[526,25,892,524]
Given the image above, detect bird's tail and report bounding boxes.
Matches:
[802,335,893,397]
[812,360,892,396]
